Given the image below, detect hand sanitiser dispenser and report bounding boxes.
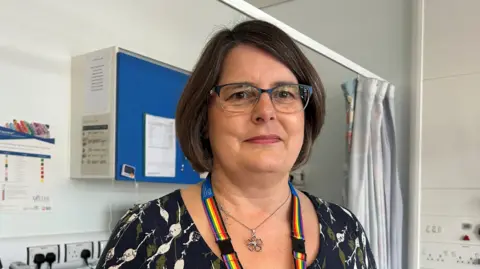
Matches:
[70,47,201,184]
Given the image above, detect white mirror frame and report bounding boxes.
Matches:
[218,0,383,80]
[409,0,425,269]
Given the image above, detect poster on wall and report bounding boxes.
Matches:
[0,125,55,213]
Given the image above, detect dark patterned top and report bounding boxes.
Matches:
[97,189,377,269]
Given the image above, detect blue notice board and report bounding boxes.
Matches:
[115,52,201,184]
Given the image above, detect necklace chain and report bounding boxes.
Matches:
[218,192,291,252]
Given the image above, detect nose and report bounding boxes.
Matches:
[251,93,276,123]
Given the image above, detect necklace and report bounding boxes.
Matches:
[218,192,291,252]
[201,175,307,269]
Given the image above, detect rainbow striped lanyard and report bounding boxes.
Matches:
[201,176,307,269]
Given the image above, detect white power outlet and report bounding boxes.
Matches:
[98,240,109,258]
[27,244,60,265]
[65,241,94,263]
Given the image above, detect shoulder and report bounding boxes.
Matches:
[117,189,184,229]
[301,191,377,269]
[301,190,359,227]
[301,190,366,243]
[98,189,188,269]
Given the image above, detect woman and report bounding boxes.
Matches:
[98,20,377,269]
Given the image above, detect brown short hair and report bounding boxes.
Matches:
[176,19,325,173]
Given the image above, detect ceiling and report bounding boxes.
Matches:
[245,0,293,9]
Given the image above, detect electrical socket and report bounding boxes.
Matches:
[27,244,60,265]
[98,240,109,258]
[64,241,94,262]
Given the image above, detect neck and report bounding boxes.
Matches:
[210,167,291,215]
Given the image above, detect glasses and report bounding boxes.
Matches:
[210,83,312,113]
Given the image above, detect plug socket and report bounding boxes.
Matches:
[27,244,60,265]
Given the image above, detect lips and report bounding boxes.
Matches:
[245,135,281,144]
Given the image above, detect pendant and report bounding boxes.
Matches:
[246,229,263,252]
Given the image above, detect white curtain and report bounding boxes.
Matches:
[341,77,403,269]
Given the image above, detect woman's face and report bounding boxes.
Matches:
[208,44,305,175]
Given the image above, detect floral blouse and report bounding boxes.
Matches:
[97,189,377,269]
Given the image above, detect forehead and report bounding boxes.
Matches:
[218,44,298,86]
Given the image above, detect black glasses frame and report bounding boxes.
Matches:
[209,83,313,113]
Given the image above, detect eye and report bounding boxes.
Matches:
[277,90,294,98]
[222,84,257,101]
[274,85,299,100]
[230,91,251,99]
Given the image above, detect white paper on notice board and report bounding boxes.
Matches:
[144,114,176,177]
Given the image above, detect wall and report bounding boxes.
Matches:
[263,0,413,265]
[0,0,246,266]
[264,0,412,205]
[0,0,414,266]
[419,0,480,268]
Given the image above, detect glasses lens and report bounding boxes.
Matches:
[219,84,258,112]
[216,83,311,113]
[272,84,311,113]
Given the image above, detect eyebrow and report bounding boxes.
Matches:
[271,81,298,86]
[226,80,298,87]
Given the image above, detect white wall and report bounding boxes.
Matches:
[263,0,412,207]
[263,0,413,266]
[419,0,480,268]
[0,0,245,266]
[0,0,415,266]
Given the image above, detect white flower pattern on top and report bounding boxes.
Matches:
[97,189,377,269]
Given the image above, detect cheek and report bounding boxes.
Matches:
[285,114,305,150]
[207,107,246,153]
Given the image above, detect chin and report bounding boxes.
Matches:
[243,158,290,174]
[237,149,295,173]
[249,164,283,173]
